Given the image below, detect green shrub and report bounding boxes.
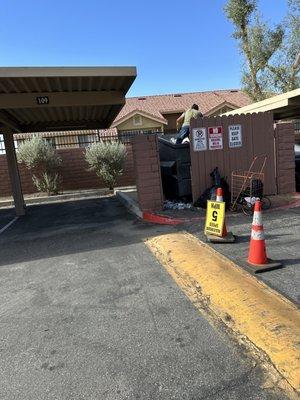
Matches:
[32,173,62,195]
[85,141,127,190]
[17,137,62,195]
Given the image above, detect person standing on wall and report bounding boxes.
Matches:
[174,104,203,144]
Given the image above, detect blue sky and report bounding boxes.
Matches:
[0,0,287,96]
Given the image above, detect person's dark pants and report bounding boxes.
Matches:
[176,126,190,144]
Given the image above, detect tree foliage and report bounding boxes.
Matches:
[85,141,127,190]
[17,137,62,195]
[225,0,300,101]
[267,0,300,93]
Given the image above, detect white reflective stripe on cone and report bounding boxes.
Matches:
[251,229,265,240]
[252,211,263,226]
[216,196,223,202]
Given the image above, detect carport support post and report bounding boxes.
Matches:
[3,129,25,216]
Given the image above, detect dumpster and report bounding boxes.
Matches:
[158,137,192,199]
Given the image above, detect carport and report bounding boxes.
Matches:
[0,67,136,216]
[224,88,300,120]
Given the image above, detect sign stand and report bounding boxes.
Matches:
[206,231,235,243]
[204,200,235,243]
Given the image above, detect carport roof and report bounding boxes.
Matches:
[0,67,137,133]
[223,88,300,120]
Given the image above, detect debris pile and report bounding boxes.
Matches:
[164,200,193,210]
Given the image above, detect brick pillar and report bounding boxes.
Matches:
[275,122,295,194]
[132,135,163,212]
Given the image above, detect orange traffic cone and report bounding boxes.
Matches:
[216,187,227,237]
[248,201,267,265]
[247,200,282,272]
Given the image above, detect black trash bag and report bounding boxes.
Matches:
[211,178,231,209]
[251,179,263,198]
[236,188,250,204]
[194,167,231,209]
[194,185,219,209]
[210,167,221,187]
[193,167,219,209]
[194,187,211,209]
[236,180,263,204]
[220,177,231,209]
[209,186,217,201]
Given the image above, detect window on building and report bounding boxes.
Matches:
[0,134,5,155]
[45,137,56,147]
[78,135,90,148]
[0,134,19,154]
[14,139,23,151]
[78,134,98,148]
[118,127,162,143]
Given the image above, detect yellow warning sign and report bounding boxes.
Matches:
[205,200,225,237]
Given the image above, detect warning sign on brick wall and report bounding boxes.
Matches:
[208,126,223,150]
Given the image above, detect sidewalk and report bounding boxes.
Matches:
[0,187,136,209]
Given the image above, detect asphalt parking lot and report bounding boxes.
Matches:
[0,207,16,231]
[0,197,290,399]
[186,206,300,305]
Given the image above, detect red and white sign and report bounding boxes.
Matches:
[208,126,223,150]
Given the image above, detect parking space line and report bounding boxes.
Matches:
[0,217,19,235]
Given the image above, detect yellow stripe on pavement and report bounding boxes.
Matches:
[145,232,300,393]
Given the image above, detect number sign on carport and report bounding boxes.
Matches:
[190,112,277,202]
[0,67,137,216]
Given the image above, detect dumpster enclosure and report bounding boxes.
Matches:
[132,112,295,212]
[159,138,191,199]
[189,112,277,201]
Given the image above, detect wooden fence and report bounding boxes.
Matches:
[189,112,277,202]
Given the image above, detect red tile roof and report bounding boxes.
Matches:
[113,89,251,125]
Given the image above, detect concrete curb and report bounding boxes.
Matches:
[0,189,114,209]
[0,186,138,210]
[115,190,300,225]
[115,190,202,225]
[146,232,300,396]
[143,212,192,225]
[115,190,142,219]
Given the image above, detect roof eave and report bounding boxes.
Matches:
[205,101,239,116]
[112,109,167,127]
[223,88,300,116]
[0,66,137,78]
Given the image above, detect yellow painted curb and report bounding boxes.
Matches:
[145,232,300,393]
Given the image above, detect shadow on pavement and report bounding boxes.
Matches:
[0,196,171,267]
[277,258,300,267]
[0,208,16,230]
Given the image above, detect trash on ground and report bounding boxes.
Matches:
[244,196,260,205]
[164,200,193,210]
